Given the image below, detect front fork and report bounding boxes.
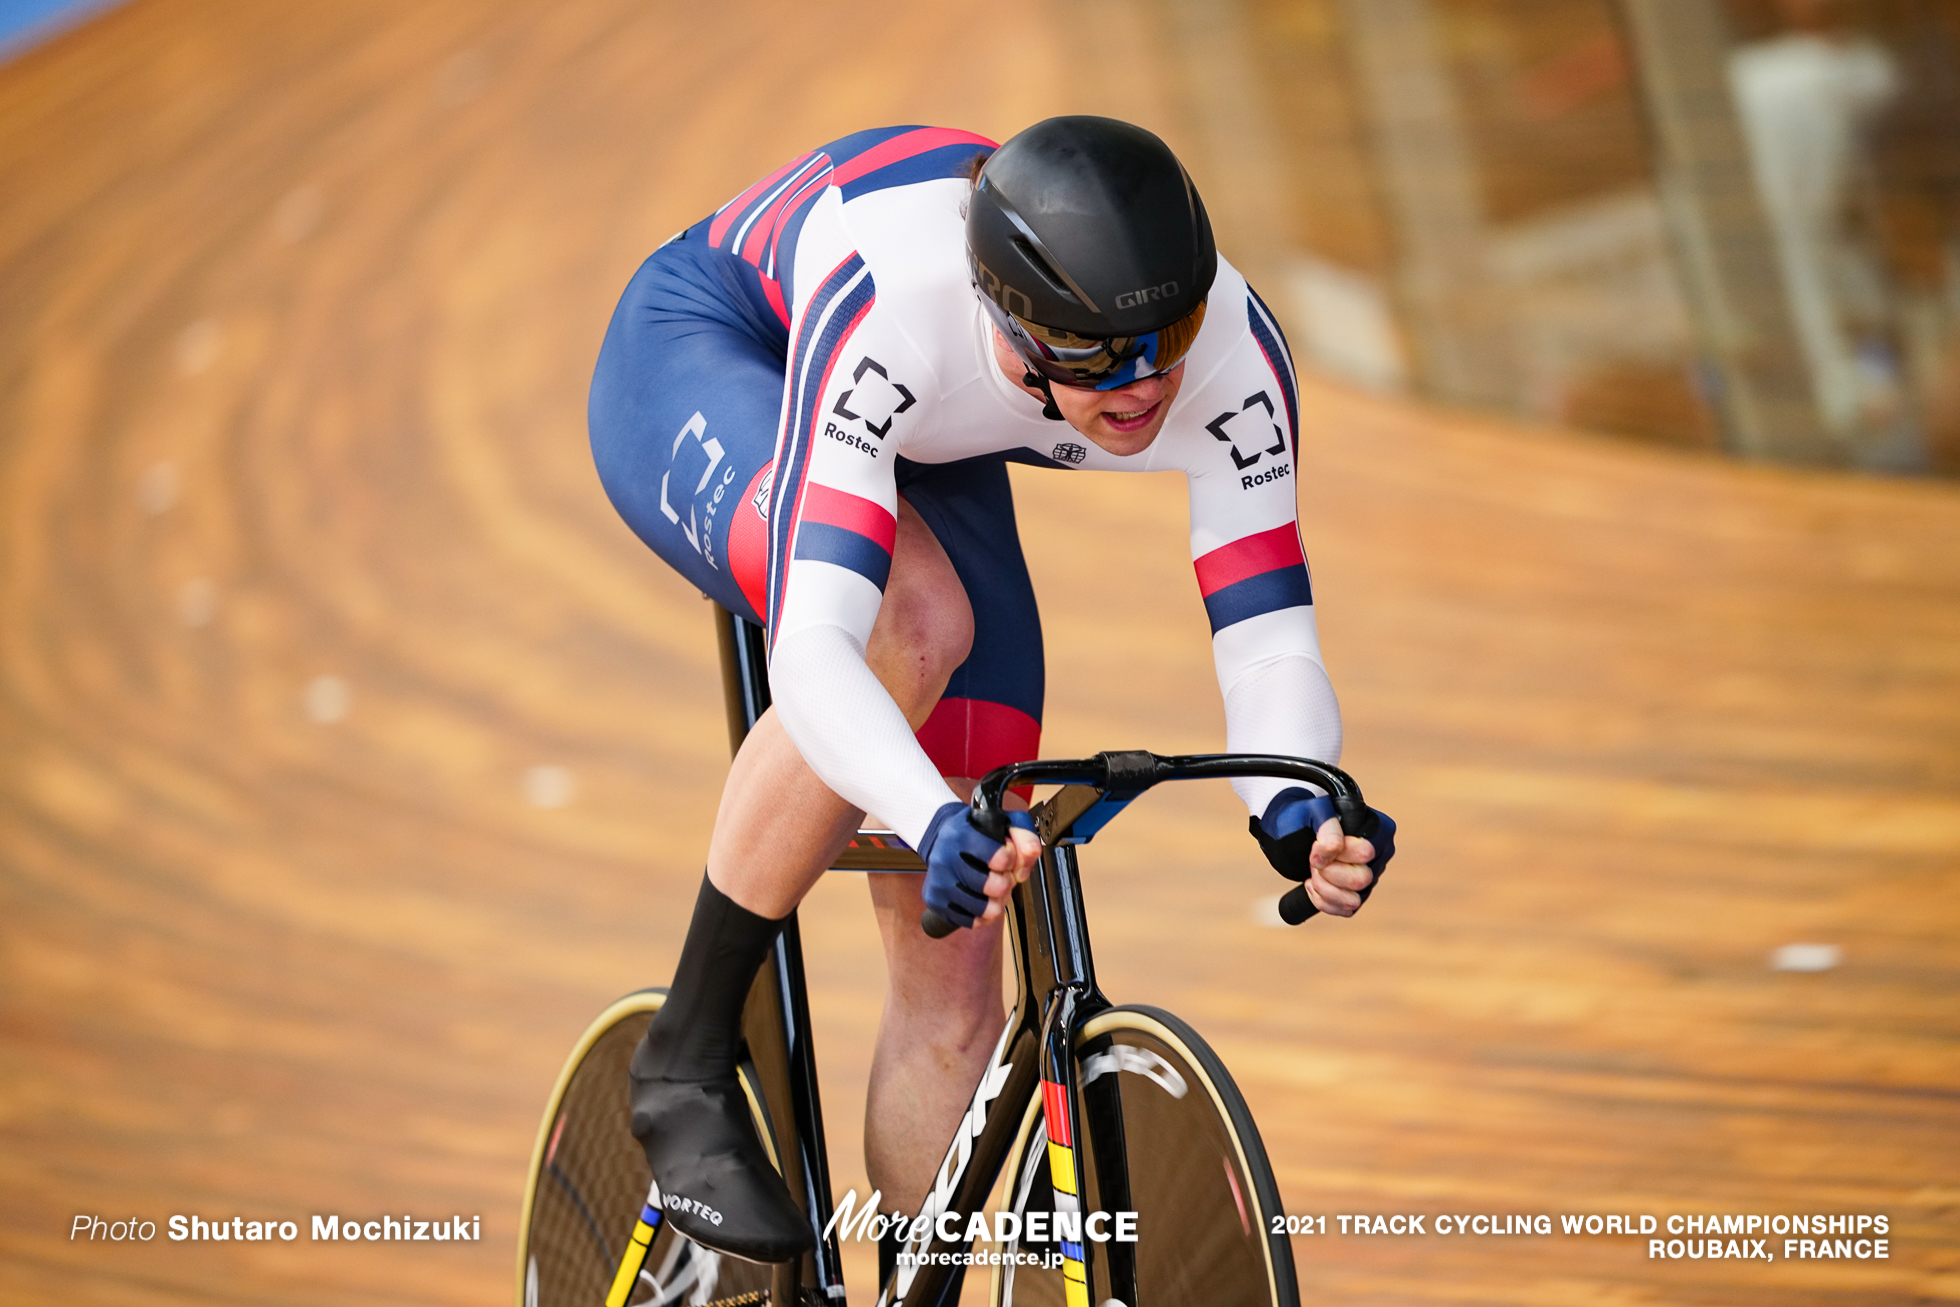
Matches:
[873,993,1093,1307]
[1039,986,1093,1307]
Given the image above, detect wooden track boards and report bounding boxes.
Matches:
[1,1,1956,1303]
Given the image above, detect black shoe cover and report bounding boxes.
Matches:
[630,1060,813,1264]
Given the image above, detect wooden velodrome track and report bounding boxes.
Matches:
[2,1,1956,1304]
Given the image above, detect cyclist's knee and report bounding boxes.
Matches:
[868,502,973,714]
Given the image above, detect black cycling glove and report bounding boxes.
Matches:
[1250,788,1396,910]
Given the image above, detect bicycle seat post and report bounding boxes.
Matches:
[715,602,772,751]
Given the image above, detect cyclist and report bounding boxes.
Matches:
[588,117,1395,1266]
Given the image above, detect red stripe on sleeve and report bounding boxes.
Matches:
[769,260,875,637]
[707,154,805,248]
[1193,524,1307,597]
[828,128,998,186]
[760,276,789,328]
[752,169,829,274]
[798,483,897,553]
[740,158,824,265]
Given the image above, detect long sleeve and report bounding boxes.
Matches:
[1195,532,1343,817]
[1182,286,1342,817]
[761,255,955,845]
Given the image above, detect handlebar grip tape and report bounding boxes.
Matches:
[1278,885,1319,925]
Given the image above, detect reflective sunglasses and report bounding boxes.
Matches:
[981,294,1207,391]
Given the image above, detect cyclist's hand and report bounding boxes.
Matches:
[1303,814,1378,917]
[974,814,1041,919]
[1252,789,1397,918]
[919,802,1041,929]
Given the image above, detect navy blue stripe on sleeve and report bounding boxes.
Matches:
[1246,289,1300,458]
[1200,564,1313,634]
[838,143,996,201]
[792,521,894,590]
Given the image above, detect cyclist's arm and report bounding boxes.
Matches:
[1181,298,1342,820]
[761,265,958,848]
[1191,481,1391,914]
[1196,518,1343,816]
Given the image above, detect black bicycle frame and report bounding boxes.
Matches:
[718,608,847,1304]
[872,794,1109,1307]
[712,605,1370,1307]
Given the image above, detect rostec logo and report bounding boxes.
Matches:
[1206,391,1288,474]
[660,411,737,566]
[1052,442,1087,465]
[1114,280,1178,310]
[832,356,916,437]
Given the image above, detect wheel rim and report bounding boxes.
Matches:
[994,1009,1288,1307]
[516,994,777,1307]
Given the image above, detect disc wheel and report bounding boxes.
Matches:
[516,989,781,1307]
[991,1005,1298,1307]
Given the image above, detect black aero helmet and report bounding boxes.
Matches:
[968,116,1216,391]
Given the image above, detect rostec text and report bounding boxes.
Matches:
[698,463,738,570]
[1241,463,1290,490]
[824,421,879,456]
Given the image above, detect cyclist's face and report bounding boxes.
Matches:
[992,331,1185,456]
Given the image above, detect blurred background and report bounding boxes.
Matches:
[1238,0,1960,474]
[20,0,1956,475]
[1,1,1955,1305]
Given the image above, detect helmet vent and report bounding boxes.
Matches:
[1011,237,1080,305]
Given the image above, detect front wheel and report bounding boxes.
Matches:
[515,989,781,1307]
[991,1005,1298,1307]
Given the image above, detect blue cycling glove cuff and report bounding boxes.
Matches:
[1252,791,1397,907]
[1259,787,1336,842]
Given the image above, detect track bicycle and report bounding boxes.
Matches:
[516,605,1379,1306]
